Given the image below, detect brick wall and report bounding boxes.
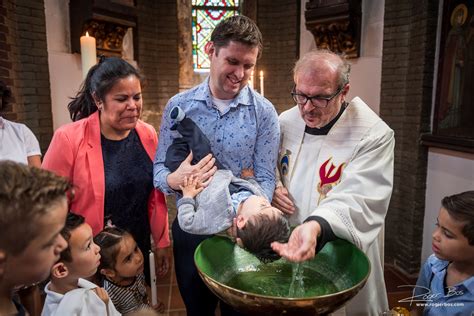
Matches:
[136,0,298,126]
[1,0,179,151]
[257,0,299,114]
[136,0,179,132]
[135,0,180,233]
[381,0,438,274]
[0,0,14,117]
[1,0,52,153]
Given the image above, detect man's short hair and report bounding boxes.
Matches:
[293,49,351,88]
[0,161,72,255]
[237,213,290,262]
[211,15,263,58]
[442,190,474,245]
[58,212,85,263]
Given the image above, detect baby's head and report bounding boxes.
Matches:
[236,196,290,262]
[51,212,101,281]
[94,227,145,284]
[0,161,70,288]
[432,191,474,262]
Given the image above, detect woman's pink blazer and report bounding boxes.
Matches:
[43,112,170,248]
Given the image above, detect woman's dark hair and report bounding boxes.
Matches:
[94,226,131,281]
[68,57,143,122]
[442,191,474,245]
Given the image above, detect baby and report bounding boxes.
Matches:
[166,106,290,261]
[95,226,164,315]
[180,173,290,261]
[42,212,120,316]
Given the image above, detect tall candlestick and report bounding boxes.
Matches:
[149,251,158,306]
[259,70,264,97]
[80,32,97,79]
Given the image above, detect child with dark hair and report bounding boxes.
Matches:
[0,161,70,315]
[415,191,474,315]
[42,212,120,316]
[94,226,164,315]
[166,106,289,262]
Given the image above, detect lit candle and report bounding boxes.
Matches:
[249,70,254,89]
[149,251,158,306]
[259,70,264,97]
[80,32,97,79]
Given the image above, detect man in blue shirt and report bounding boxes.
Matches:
[153,15,280,316]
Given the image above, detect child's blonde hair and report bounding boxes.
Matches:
[0,161,72,255]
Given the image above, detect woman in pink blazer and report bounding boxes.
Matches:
[43,57,170,280]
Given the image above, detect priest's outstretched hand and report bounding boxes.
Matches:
[271,220,321,262]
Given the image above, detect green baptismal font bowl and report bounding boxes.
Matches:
[194,236,370,315]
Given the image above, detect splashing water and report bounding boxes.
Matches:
[288,262,305,297]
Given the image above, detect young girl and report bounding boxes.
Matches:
[94,227,164,315]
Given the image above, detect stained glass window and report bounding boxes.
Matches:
[192,0,240,71]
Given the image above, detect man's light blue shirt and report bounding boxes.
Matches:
[153,78,280,200]
[415,254,474,316]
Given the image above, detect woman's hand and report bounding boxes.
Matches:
[154,247,170,277]
[167,152,217,190]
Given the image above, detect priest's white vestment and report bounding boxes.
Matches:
[277,97,394,316]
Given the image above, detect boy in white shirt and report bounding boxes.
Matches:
[42,212,120,316]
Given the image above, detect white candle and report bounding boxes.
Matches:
[249,71,254,89]
[80,32,97,79]
[259,70,264,97]
[149,251,158,306]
